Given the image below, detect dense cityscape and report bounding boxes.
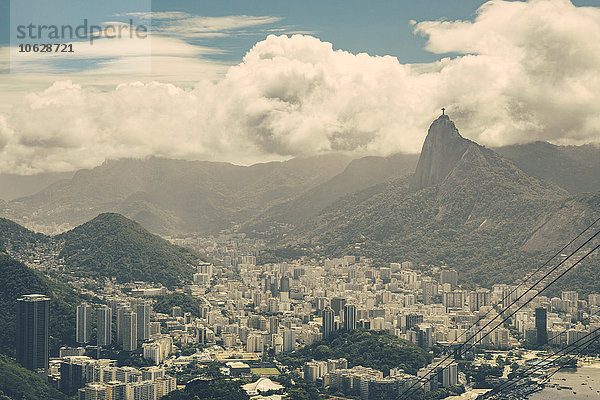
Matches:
[1,2,599,399]
[5,229,600,400]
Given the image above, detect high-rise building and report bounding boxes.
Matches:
[440,269,458,287]
[322,307,335,339]
[421,279,437,305]
[97,306,112,346]
[398,314,424,332]
[246,333,264,353]
[136,303,151,342]
[59,359,84,395]
[331,297,346,316]
[279,276,290,293]
[535,307,548,346]
[469,289,491,312]
[76,303,93,344]
[343,304,357,331]
[268,316,279,334]
[283,329,296,353]
[122,310,137,351]
[117,305,130,345]
[16,294,50,372]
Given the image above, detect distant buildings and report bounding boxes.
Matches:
[59,357,176,398]
[283,329,296,353]
[142,336,173,365]
[16,294,50,372]
[418,359,459,392]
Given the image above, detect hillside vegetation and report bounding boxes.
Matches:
[0,355,69,400]
[278,329,431,375]
[57,213,200,286]
[0,217,49,252]
[0,253,84,357]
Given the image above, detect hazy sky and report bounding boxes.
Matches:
[0,0,599,174]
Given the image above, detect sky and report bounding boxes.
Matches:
[0,0,599,174]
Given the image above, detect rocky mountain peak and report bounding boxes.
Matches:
[410,114,472,191]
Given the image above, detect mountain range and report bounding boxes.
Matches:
[0,155,354,235]
[0,114,598,291]
[0,135,597,238]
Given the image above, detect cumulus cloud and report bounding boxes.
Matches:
[1,0,600,174]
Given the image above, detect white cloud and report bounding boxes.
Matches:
[126,12,284,39]
[1,0,600,174]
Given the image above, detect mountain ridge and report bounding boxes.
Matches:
[272,116,599,292]
[1,139,597,237]
[1,155,354,235]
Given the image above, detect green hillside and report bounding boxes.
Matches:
[57,213,200,286]
[278,329,431,375]
[0,217,49,252]
[0,355,68,400]
[0,253,84,357]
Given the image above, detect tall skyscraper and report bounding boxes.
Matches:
[421,279,437,305]
[279,276,290,302]
[76,303,93,344]
[122,310,137,351]
[331,297,346,316]
[343,304,357,331]
[136,303,151,342]
[279,276,290,293]
[16,294,50,372]
[322,307,335,339]
[283,329,296,353]
[269,316,279,334]
[535,307,548,346]
[97,305,112,346]
[117,306,129,345]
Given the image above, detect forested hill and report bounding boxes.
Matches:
[57,212,201,286]
[0,253,84,357]
[0,354,69,400]
[0,217,49,252]
[278,329,431,376]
